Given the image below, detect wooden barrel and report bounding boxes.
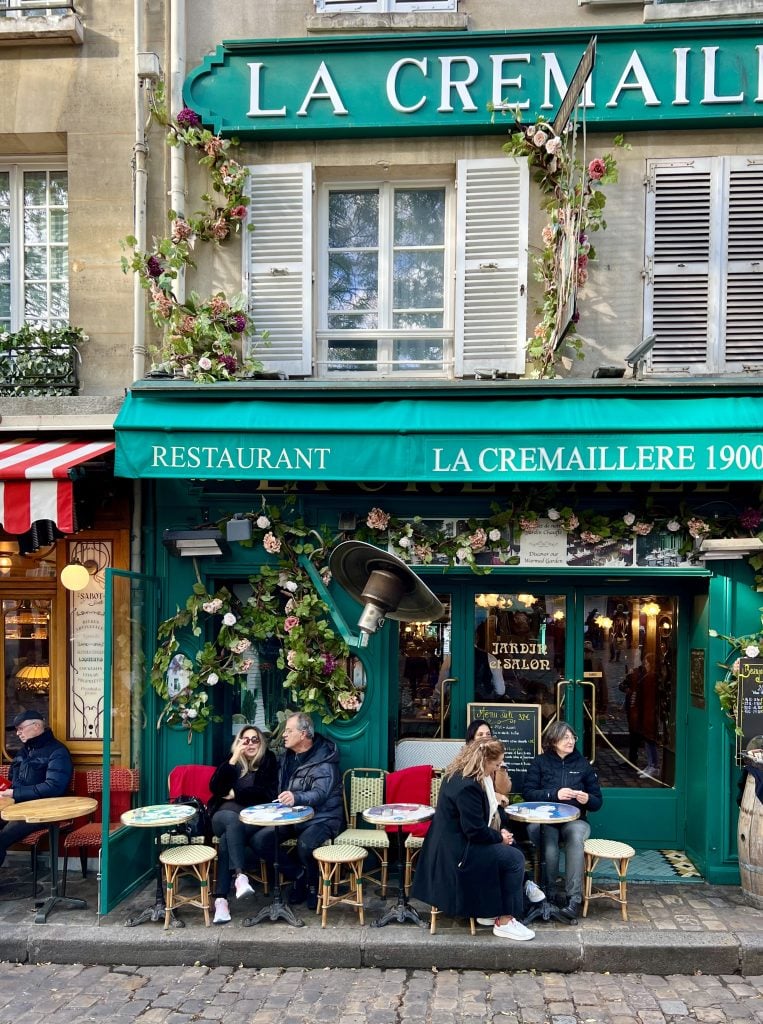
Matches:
[738,773,763,908]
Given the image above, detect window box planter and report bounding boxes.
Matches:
[0,326,83,396]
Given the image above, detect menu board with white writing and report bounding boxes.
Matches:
[518,519,568,567]
[467,702,541,795]
[737,659,763,751]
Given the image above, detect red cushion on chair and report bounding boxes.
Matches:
[168,764,215,802]
[384,765,433,836]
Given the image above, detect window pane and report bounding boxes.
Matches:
[50,281,68,319]
[393,251,444,314]
[328,311,378,330]
[24,246,47,280]
[24,207,47,243]
[328,251,378,314]
[0,172,9,208]
[0,282,9,320]
[393,338,444,371]
[329,190,379,248]
[50,246,67,279]
[0,209,9,246]
[394,188,445,246]
[23,171,47,207]
[327,339,378,372]
[393,312,444,329]
[50,208,68,243]
[24,283,48,319]
[49,172,68,206]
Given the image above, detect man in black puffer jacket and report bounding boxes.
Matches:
[250,711,343,910]
[1,710,73,868]
[523,720,602,921]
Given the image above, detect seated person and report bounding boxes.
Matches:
[0,711,73,870]
[250,711,344,911]
[412,738,534,940]
[523,720,602,920]
[209,724,278,925]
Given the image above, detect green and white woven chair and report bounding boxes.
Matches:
[333,767,389,897]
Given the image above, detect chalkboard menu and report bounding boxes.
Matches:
[466,702,541,795]
[737,659,763,751]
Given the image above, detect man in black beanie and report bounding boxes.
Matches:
[0,711,73,868]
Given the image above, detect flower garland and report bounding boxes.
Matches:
[120,84,267,382]
[151,501,355,735]
[709,615,763,725]
[501,113,626,379]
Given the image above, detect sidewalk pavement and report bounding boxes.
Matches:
[2,868,763,974]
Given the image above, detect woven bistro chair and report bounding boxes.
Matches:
[404,769,443,894]
[333,768,389,896]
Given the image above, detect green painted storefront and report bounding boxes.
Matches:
[105,379,763,904]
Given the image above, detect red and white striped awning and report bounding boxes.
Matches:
[0,439,115,534]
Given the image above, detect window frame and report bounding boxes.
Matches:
[315,0,456,12]
[0,159,69,332]
[316,176,456,378]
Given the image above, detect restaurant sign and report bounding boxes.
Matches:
[184,23,763,138]
[116,432,763,482]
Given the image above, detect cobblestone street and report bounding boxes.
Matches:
[3,965,763,1024]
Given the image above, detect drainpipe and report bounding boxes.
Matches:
[132,0,149,382]
[169,0,186,303]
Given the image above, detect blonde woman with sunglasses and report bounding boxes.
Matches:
[209,725,278,924]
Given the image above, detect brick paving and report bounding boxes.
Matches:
[4,965,763,1024]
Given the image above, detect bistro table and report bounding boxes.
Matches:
[362,802,435,927]
[121,803,196,928]
[2,795,97,923]
[240,802,314,928]
[505,801,581,925]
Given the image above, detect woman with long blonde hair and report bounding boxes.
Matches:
[208,724,278,924]
[411,738,534,941]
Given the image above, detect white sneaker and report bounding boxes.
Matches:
[493,919,535,941]
[213,897,231,924]
[234,873,254,899]
[524,880,546,903]
[477,917,497,927]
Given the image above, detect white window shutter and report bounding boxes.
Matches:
[455,157,528,377]
[723,157,763,368]
[645,160,714,371]
[245,163,313,377]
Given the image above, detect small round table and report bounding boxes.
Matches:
[2,795,97,923]
[362,802,435,928]
[120,803,196,928]
[505,801,581,926]
[239,802,314,928]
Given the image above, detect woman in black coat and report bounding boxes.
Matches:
[209,724,278,923]
[411,738,534,941]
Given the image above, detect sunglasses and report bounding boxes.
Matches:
[240,737,260,744]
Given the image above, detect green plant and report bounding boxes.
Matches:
[121,83,267,382]
[709,614,763,725]
[0,324,86,396]
[500,112,626,378]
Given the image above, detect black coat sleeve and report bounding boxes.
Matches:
[455,781,502,846]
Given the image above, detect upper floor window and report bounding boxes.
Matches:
[644,157,763,374]
[315,0,457,12]
[245,159,528,379]
[0,165,69,331]
[0,1,71,15]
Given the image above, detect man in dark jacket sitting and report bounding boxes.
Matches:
[523,720,602,921]
[250,711,344,910]
[0,710,73,868]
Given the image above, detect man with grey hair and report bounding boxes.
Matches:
[250,711,343,909]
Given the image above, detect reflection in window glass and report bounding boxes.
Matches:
[3,598,51,754]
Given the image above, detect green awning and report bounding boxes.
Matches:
[114,380,763,483]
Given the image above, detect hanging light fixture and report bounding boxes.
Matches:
[60,558,91,591]
[16,663,50,694]
[641,601,661,617]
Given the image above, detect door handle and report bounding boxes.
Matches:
[437,677,458,738]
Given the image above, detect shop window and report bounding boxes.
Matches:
[315,1,457,13]
[0,164,69,331]
[245,158,528,378]
[3,597,51,755]
[644,156,763,374]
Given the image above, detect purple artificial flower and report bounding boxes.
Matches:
[146,255,163,279]
[176,107,201,128]
[219,354,238,373]
[740,507,763,532]
[226,313,247,334]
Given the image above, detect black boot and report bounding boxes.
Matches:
[559,897,582,922]
[306,885,319,911]
[288,870,307,905]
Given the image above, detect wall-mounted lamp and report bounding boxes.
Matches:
[338,512,357,532]
[163,528,228,558]
[226,516,253,543]
[61,558,92,591]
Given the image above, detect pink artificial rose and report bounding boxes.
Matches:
[263,532,281,554]
[588,158,606,180]
[284,615,300,633]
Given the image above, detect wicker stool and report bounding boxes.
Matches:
[159,844,217,928]
[582,838,636,921]
[312,844,366,928]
